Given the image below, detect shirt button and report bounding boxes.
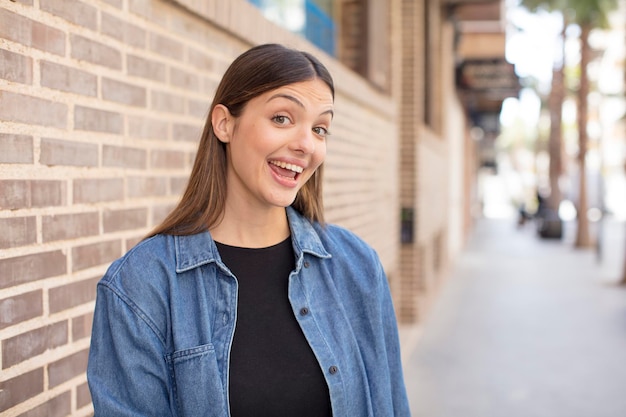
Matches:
[329,366,338,375]
[304,261,310,268]
[299,307,309,316]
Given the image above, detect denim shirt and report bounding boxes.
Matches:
[88,207,411,417]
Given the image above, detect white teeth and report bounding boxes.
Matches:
[270,160,303,173]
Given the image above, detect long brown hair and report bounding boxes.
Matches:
[149,44,335,236]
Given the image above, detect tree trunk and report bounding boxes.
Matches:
[575,22,592,248]
[547,17,566,212]
[622,219,626,282]
[621,15,626,284]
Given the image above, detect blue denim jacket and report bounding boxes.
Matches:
[88,207,411,416]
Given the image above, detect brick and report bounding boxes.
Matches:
[41,0,97,30]
[1,180,33,209]
[151,91,185,114]
[72,240,121,272]
[0,252,66,289]
[173,123,201,142]
[0,368,44,412]
[72,312,94,342]
[1,11,29,42]
[32,180,67,207]
[101,0,122,8]
[187,151,196,167]
[0,290,43,329]
[40,61,97,96]
[0,217,36,249]
[40,138,99,167]
[15,391,71,417]
[70,34,122,70]
[31,20,66,56]
[170,67,200,91]
[188,48,214,70]
[2,321,68,368]
[49,277,99,313]
[129,0,168,28]
[73,178,123,203]
[0,49,32,84]
[128,115,169,140]
[0,9,65,56]
[42,212,99,242]
[201,76,219,96]
[170,176,189,195]
[101,12,146,49]
[152,204,174,225]
[76,382,92,409]
[0,91,67,128]
[150,150,186,169]
[169,12,212,43]
[102,77,146,107]
[127,176,167,198]
[126,235,143,250]
[188,98,209,118]
[74,106,123,134]
[127,54,166,82]
[48,349,89,388]
[0,180,66,209]
[0,134,33,164]
[149,33,184,60]
[102,145,146,169]
[103,207,148,233]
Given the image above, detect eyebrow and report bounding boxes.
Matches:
[267,93,334,118]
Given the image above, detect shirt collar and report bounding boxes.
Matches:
[174,207,331,273]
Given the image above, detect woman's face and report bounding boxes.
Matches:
[214,78,334,212]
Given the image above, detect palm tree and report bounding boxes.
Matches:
[520,0,568,238]
[621,10,626,284]
[522,0,619,245]
[568,0,618,247]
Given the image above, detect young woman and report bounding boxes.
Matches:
[87,43,410,417]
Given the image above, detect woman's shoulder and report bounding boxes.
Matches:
[315,222,368,245]
[313,223,388,303]
[314,223,379,263]
[94,234,185,346]
[100,233,176,290]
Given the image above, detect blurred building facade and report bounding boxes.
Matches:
[0,0,516,414]
[394,0,519,320]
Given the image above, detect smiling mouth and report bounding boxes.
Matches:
[269,160,304,173]
[269,160,304,180]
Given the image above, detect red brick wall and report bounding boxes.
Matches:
[0,1,398,415]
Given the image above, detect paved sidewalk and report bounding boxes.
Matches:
[401,217,626,417]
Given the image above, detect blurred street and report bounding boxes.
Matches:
[401,216,626,417]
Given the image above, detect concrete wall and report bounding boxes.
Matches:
[0,0,398,414]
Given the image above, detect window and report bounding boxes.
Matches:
[249,0,336,56]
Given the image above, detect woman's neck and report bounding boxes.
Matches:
[209,205,290,248]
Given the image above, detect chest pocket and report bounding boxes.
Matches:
[165,344,227,417]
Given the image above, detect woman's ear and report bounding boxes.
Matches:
[212,104,233,143]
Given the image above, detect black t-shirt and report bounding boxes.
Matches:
[216,237,332,417]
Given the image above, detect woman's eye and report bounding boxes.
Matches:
[313,126,329,137]
[272,115,290,125]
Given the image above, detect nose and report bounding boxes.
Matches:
[290,127,316,155]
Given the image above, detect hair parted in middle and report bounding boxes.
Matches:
[150,43,335,237]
